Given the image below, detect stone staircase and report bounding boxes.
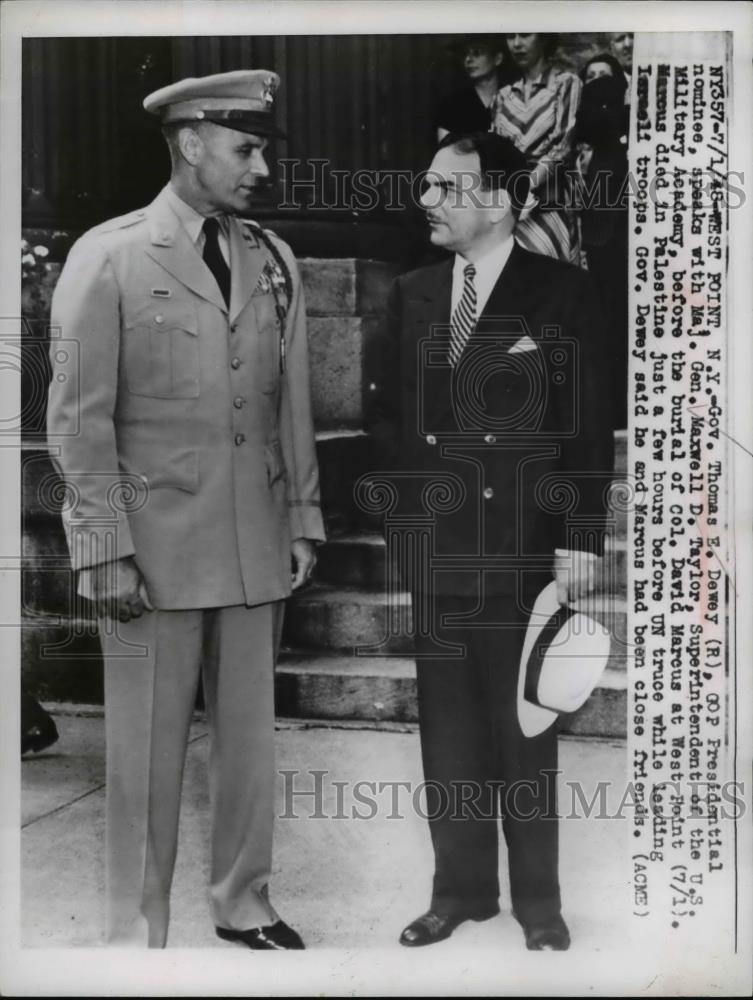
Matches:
[21,256,629,737]
[277,430,628,738]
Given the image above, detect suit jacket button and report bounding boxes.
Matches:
[484,434,497,444]
[233,396,244,409]
[231,357,241,369]
[426,434,437,445]
[483,486,494,500]
[234,433,246,445]
[154,314,164,324]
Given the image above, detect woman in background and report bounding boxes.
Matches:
[491,33,582,263]
[435,35,510,143]
[580,51,628,97]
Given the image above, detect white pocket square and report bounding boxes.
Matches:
[509,335,538,354]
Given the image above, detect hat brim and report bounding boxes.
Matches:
[199,114,287,140]
[516,582,610,738]
[165,110,287,140]
[517,584,562,738]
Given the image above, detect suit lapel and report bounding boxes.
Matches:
[475,243,534,335]
[144,190,228,313]
[228,220,269,322]
[409,259,454,430]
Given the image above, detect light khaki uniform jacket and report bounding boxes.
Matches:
[47,185,325,608]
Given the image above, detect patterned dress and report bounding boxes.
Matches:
[491,65,582,263]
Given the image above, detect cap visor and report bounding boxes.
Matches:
[202,115,287,140]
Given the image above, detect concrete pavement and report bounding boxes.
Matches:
[21,706,629,955]
[16,706,689,997]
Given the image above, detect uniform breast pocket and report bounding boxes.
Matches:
[123,304,200,399]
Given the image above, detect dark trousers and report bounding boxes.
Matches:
[414,591,561,926]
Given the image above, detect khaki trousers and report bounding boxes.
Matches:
[100,601,283,947]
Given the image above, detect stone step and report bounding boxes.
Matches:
[284,583,629,670]
[19,620,626,739]
[21,617,104,704]
[20,523,629,622]
[315,528,628,593]
[276,651,626,738]
[313,430,381,532]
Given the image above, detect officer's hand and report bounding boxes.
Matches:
[91,556,153,622]
[553,549,597,606]
[290,538,317,590]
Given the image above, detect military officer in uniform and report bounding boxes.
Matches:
[46,70,325,949]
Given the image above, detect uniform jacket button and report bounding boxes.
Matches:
[484,434,497,444]
[154,314,164,324]
[233,397,244,409]
[483,486,494,500]
[231,357,241,369]
[234,433,245,445]
[426,434,437,445]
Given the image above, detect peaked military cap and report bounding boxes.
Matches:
[143,69,286,138]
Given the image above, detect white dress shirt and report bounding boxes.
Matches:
[451,235,515,318]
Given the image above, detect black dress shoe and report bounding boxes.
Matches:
[21,715,59,755]
[216,920,305,950]
[399,906,498,947]
[517,913,571,951]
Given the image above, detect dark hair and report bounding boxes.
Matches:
[446,33,506,57]
[580,52,628,96]
[437,131,531,215]
[504,32,560,60]
[574,76,629,149]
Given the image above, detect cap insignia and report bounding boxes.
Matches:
[261,77,276,107]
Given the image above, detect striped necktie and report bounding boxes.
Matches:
[448,262,477,367]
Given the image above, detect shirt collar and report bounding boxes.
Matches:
[510,63,555,96]
[454,235,515,284]
[164,184,229,244]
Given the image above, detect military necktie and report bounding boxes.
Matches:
[202,217,231,308]
[448,262,477,367]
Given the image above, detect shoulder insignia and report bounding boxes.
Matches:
[238,218,283,247]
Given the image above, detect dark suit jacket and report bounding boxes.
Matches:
[367,243,615,601]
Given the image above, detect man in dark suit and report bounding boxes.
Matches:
[368,132,614,950]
